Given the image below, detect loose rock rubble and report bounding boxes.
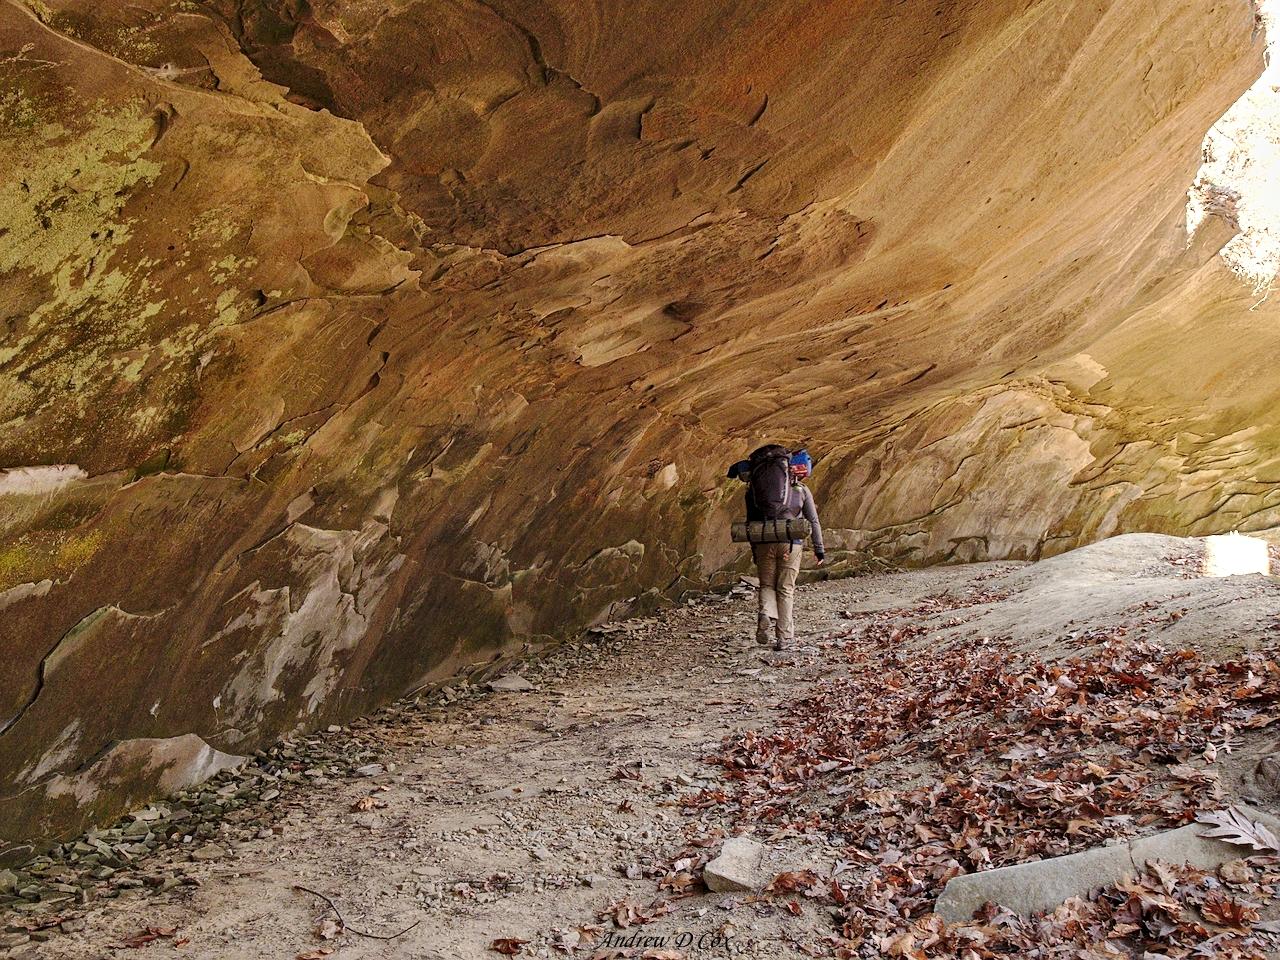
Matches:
[0,582,756,957]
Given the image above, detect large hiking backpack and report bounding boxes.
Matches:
[748,444,801,520]
[730,444,812,544]
[729,444,814,544]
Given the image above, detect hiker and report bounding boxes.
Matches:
[730,445,825,649]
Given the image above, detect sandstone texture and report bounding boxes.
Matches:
[1,0,1278,855]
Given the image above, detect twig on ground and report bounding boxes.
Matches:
[292,884,423,941]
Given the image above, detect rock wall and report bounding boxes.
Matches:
[1,0,1276,856]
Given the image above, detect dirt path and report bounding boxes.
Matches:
[8,534,1280,959]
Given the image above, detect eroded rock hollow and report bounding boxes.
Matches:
[1,0,1277,857]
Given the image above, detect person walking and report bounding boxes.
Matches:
[737,445,825,649]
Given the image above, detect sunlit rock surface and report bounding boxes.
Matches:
[1,0,1277,856]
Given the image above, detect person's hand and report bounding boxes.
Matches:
[815,556,825,566]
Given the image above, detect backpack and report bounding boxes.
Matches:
[748,444,802,521]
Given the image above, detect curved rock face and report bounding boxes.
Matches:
[1,0,1276,855]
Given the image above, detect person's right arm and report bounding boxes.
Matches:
[802,487,825,563]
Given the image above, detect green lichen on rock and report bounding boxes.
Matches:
[0,84,40,131]
[0,528,104,592]
[0,100,160,278]
[0,95,177,456]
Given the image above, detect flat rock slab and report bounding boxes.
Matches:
[936,806,1280,922]
[703,836,766,893]
[488,674,535,692]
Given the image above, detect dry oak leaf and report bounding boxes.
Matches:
[118,926,178,949]
[1196,806,1280,853]
[879,930,924,959]
[490,936,529,955]
[1200,892,1260,928]
[1219,858,1253,884]
[767,870,822,894]
[659,871,698,893]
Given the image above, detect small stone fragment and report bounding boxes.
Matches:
[487,674,535,693]
[189,843,226,862]
[703,837,766,893]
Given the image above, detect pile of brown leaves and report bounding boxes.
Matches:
[691,593,1280,956]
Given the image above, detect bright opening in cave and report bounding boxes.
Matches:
[1203,531,1272,575]
[1188,0,1280,292]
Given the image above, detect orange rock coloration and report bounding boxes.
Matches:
[1,0,1277,856]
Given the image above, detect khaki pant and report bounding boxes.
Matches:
[753,542,803,644]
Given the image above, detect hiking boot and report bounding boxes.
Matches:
[756,616,776,645]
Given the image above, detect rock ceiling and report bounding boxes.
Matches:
[0,0,1276,855]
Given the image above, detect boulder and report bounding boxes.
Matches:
[703,837,766,893]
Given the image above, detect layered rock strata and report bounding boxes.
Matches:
[1,0,1275,855]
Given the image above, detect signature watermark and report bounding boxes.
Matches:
[597,928,731,952]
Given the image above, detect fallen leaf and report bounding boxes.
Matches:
[118,927,179,949]
[1200,892,1260,928]
[1196,806,1280,853]
[767,870,822,894]
[1218,858,1252,884]
[490,936,529,955]
[316,918,342,940]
